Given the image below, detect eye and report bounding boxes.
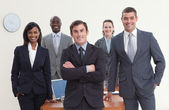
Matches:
[34,31,38,34]
[28,31,32,34]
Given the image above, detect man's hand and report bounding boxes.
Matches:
[63,61,75,68]
[87,64,95,72]
[104,92,112,101]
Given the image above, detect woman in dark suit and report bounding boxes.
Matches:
[95,19,115,89]
[11,22,52,110]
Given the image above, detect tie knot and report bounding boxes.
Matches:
[79,47,84,52]
[128,33,133,38]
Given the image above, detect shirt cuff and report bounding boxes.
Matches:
[86,66,89,73]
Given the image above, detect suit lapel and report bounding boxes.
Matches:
[57,33,65,55]
[83,43,93,65]
[133,29,142,62]
[48,34,57,56]
[101,37,109,54]
[118,32,131,62]
[22,46,32,69]
[32,46,41,70]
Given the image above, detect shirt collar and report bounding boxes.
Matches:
[124,28,137,37]
[28,42,38,51]
[75,42,88,51]
[104,35,112,41]
[52,31,61,38]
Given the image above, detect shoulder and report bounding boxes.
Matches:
[61,33,71,39]
[63,44,74,51]
[88,43,103,53]
[95,37,104,43]
[111,32,123,42]
[137,29,153,36]
[14,45,26,54]
[43,33,52,39]
[38,46,49,53]
[15,45,26,51]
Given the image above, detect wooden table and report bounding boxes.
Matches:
[41,95,125,110]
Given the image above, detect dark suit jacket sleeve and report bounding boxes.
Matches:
[80,48,106,83]
[60,49,87,80]
[108,40,118,92]
[150,34,165,85]
[11,47,20,97]
[43,49,52,99]
[60,47,106,83]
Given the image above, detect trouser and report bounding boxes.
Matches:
[65,97,103,110]
[123,93,155,110]
[17,92,46,110]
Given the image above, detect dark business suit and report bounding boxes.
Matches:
[11,45,52,110]
[95,37,114,85]
[108,29,165,110]
[60,43,106,110]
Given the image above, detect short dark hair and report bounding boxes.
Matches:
[50,16,61,24]
[70,20,88,33]
[23,22,42,46]
[102,19,114,35]
[122,7,137,17]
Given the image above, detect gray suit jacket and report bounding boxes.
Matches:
[108,29,165,98]
[42,33,73,79]
[95,37,113,80]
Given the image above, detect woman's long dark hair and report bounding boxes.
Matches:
[23,22,42,46]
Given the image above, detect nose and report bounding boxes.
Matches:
[77,31,82,36]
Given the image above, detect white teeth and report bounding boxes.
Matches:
[31,38,36,40]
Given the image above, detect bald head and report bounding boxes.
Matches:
[50,16,62,33]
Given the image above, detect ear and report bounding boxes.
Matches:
[136,16,138,22]
[70,32,73,37]
[86,30,89,36]
[121,17,123,22]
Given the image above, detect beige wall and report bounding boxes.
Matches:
[0,0,169,109]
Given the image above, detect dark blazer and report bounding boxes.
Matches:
[95,37,113,80]
[60,43,106,108]
[108,29,165,98]
[11,45,52,99]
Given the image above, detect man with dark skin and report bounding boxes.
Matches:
[42,16,73,80]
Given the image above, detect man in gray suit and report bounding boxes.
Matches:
[105,7,165,110]
[42,16,73,79]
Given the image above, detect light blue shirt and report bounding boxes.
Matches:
[104,36,112,53]
[74,42,89,72]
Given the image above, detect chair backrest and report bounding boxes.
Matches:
[51,79,66,99]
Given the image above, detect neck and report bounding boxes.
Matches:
[30,42,37,50]
[105,35,111,40]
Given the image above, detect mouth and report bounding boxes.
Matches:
[30,37,38,40]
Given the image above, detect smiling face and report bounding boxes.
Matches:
[103,22,114,38]
[27,27,40,44]
[71,24,88,46]
[50,17,61,33]
[121,12,138,32]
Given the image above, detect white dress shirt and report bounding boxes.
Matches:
[28,43,38,67]
[124,28,137,54]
